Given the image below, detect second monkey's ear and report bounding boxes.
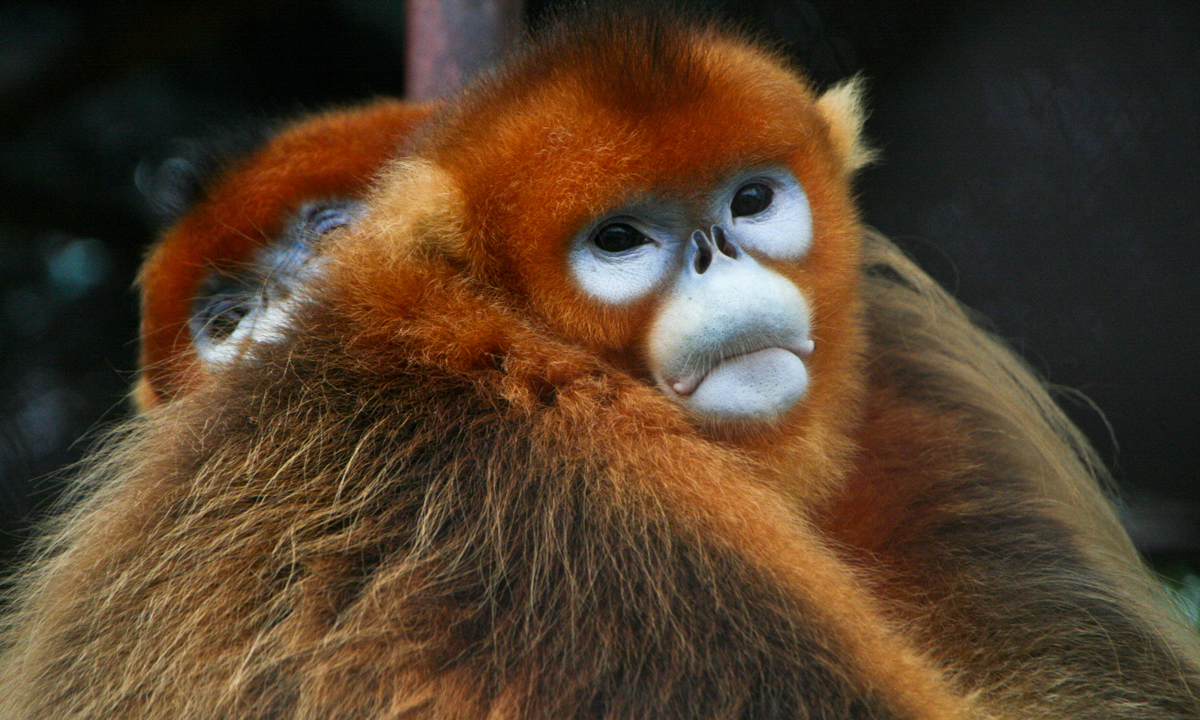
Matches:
[815,77,876,175]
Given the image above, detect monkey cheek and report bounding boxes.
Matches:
[681,348,809,422]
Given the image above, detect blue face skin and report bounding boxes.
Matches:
[190,199,361,361]
[568,168,816,424]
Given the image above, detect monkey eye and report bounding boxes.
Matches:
[194,290,257,342]
[730,183,774,218]
[300,200,361,239]
[593,222,651,253]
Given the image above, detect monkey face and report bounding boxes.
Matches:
[567,168,816,422]
[134,100,434,406]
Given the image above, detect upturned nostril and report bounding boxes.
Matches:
[692,229,713,274]
[712,225,738,259]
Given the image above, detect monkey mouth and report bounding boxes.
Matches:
[668,340,814,397]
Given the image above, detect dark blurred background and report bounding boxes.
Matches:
[1,0,1197,589]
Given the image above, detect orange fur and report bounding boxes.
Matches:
[3,9,1198,720]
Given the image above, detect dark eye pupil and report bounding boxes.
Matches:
[731,183,774,218]
[192,288,257,343]
[205,298,251,340]
[594,223,648,253]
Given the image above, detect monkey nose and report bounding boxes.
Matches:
[711,225,739,259]
[689,226,739,274]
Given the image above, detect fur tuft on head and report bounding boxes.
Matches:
[816,76,877,174]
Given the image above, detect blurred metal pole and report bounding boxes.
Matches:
[406,0,525,101]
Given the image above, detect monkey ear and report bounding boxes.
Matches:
[815,76,876,174]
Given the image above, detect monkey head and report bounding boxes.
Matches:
[408,20,872,433]
[135,99,435,408]
[316,28,869,500]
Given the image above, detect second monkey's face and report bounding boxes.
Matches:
[380,25,865,433]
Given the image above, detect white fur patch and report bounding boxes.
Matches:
[194,294,306,366]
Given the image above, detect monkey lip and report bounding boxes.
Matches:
[668,340,814,397]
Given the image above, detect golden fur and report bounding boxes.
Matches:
[2,9,1197,720]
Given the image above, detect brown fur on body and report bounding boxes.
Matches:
[830,233,1200,717]
[3,9,1199,720]
[0,241,969,720]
